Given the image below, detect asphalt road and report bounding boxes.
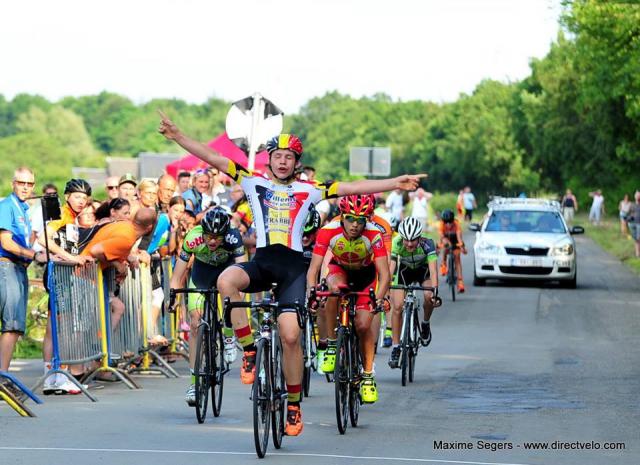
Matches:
[1,233,638,465]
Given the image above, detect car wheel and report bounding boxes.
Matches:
[473,267,486,286]
[560,272,577,289]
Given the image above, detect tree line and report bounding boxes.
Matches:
[0,0,637,213]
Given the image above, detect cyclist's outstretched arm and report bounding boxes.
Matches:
[337,174,427,196]
[158,111,228,173]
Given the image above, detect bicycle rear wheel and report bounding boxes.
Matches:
[348,333,361,427]
[194,324,210,423]
[253,338,271,458]
[271,338,285,449]
[334,326,349,434]
[211,321,224,417]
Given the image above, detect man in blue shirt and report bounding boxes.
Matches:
[0,167,45,371]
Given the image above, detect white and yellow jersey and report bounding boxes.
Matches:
[225,160,339,252]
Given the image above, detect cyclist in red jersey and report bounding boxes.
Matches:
[307,195,390,404]
[159,113,423,436]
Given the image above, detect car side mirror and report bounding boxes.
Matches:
[468,223,481,232]
[570,225,584,235]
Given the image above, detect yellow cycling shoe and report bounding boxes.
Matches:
[321,346,336,373]
[360,377,378,403]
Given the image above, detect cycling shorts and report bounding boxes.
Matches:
[187,258,231,313]
[327,263,377,311]
[394,264,430,286]
[232,244,306,313]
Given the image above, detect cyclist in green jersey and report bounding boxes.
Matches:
[169,207,246,405]
[388,217,438,368]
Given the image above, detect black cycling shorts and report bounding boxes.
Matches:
[395,265,430,286]
[232,244,306,313]
[190,258,232,290]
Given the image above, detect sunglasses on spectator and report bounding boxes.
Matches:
[342,214,368,225]
[107,185,119,190]
[14,180,35,187]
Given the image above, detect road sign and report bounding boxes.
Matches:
[225,93,283,169]
[349,147,391,176]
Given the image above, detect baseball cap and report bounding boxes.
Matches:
[118,173,138,187]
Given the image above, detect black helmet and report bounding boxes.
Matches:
[64,178,92,196]
[201,207,231,235]
[441,209,455,223]
[303,208,321,235]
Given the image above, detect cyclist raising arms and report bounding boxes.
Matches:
[159,112,424,437]
[307,195,390,403]
[437,209,466,293]
[169,207,246,407]
[388,217,438,368]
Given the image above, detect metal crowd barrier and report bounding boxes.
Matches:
[31,262,104,401]
[124,263,178,378]
[159,258,188,362]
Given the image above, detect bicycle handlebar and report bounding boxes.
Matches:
[390,285,437,292]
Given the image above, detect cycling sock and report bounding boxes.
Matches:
[392,344,400,349]
[287,384,301,404]
[190,369,195,384]
[317,339,328,351]
[235,325,255,351]
[222,326,234,338]
[423,319,430,324]
[327,338,336,347]
[362,371,374,379]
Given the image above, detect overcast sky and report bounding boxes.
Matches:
[1,0,562,114]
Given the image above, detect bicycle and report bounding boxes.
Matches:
[225,292,303,459]
[169,288,228,423]
[308,283,376,435]
[389,284,441,386]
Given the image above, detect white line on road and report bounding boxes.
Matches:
[0,446,538,465]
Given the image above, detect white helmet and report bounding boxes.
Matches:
[398,217,423,241]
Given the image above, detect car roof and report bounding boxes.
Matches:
[488,197,561,212]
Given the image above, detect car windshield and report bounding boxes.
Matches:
[485,210,566,233]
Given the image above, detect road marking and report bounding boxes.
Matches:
[0,446,537,465]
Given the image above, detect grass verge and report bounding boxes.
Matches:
[576,214,640,276]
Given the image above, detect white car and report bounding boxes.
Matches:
[470,198,584,288]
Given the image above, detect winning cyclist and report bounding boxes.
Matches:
[307,195,390,403]
[437,209,466,293]
[169,207,246,406]
[388,217,438,368]
[159,112,424,437]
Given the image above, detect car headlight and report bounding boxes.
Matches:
[552,243,574,256]
[476,241,502,254]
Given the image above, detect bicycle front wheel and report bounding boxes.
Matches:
[334,326,349,434]
[211,321,224,417]
[449,253,457,302]
[194,325,211,424]
[253,338,271,458]
[408,307,419,383]
[400,305,411,387]
[348,332,361,427]
[271,338,285,449]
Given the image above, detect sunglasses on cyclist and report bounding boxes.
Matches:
[342,214,368,225]
[203,233,224,241]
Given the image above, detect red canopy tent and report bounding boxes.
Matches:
[165,132,269,178]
